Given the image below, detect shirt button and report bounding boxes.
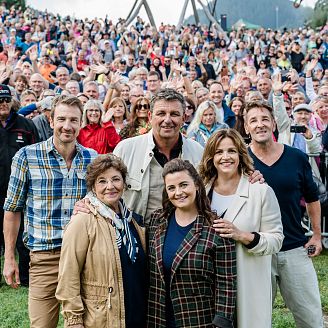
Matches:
[64,210,68,215]
[149,153,153,157]
[141,169,144,173]
[127,184,131,188]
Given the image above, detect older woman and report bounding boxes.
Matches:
[199,129,284,328]
[310,96,328,132]
[148,158,236,328]
[119,96,152,139]
[56,154,147,328]
[77,99,120,154]
[187,100,228,147]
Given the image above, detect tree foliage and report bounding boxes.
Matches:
[310,0,328,28]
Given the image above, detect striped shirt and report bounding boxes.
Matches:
[4,137,97,251]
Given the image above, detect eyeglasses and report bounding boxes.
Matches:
[136,103,150,110]
[0,98,11,104]
[88,109,100,113]
[96,177,123,187]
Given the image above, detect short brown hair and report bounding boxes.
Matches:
[86,154,128,191]
[150,88,185,113]
[50,95,83,120]
[243,100,274,120]
[199,129,254,185]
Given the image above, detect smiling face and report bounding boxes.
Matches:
[244,106,275,145]
[149,99,184,143]
[231,100,243,115]
[213,137,240,178]
[293,109,311,126]
[164,170,198,212]
[93,167,124,211]
[135,100,150,119]
[209,83,224,106]
[112,101,125,118]
[50,104,81,145]
[86,107,101,124]
[201,107,216,128]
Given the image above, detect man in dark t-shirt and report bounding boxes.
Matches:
[244,101,323,328]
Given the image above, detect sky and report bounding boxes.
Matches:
[27,0,317,26]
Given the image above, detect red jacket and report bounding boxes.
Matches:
[77,122,121,154]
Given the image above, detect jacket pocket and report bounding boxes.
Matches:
[82,298,107,328]
[126,176,142,191]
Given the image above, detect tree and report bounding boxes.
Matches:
[310,0,328,28]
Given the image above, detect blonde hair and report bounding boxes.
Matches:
[187,100,222,135]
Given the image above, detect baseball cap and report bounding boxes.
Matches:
[0,84,12,99]
[293,103,312,113]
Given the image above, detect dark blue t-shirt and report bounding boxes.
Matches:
[249,145,318,251]
[163,213,194,328]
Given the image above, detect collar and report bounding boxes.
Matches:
[45,136,82,155]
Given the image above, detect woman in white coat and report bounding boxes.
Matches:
[199,128,284,328]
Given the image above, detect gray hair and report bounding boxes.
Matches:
[150,88,185,113]
[82,99,104,127]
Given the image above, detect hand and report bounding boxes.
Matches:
[302,125,313,140]
[72,198,91,215]
[27,45,38,62]
[3,258,20,288]
[249,170,264,184]
[158,66,165,73]
[307,58,318,73]
[103,108,115,123]
[213,218,243,241]
[7,45,16,60]
[304,234,322,257]
[0,70,9,83]
[90,63,108,75]
[272,73,283,94]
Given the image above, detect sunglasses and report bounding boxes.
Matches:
[0,97,11,104]
[136,103,150,110]
[186,105,194,110]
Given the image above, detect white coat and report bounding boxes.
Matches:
[113,130,204,218]
[207,175,284,328]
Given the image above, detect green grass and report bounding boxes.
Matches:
[0,250,327,328]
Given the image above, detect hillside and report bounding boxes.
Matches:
[184,0,313,29]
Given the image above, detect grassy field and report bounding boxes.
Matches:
[0,250,327,328]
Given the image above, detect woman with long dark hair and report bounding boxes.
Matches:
[147,158,237,328]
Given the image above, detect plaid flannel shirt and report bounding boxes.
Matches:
[147,209,237,328]
[4,137,97,251]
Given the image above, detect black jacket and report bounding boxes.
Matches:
[0,111,39,199]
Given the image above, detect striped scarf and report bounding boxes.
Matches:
[86,191,139,262]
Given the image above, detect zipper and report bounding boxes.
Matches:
[107,287,113,309]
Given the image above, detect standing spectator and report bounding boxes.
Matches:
[77,99,120,153]
[0,84,39,286]
[113,89,204,223]
[245,101,324,328]
[147,159,237,328]
[119,96,152,139]
[209,82,236,128]
[3,95,97,328]
[187,100,228,147]
[200,129,283,328]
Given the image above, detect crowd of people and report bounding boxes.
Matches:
[0,3,327,328]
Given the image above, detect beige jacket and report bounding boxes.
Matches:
[113,130,204,218]
[55,204,146,328]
